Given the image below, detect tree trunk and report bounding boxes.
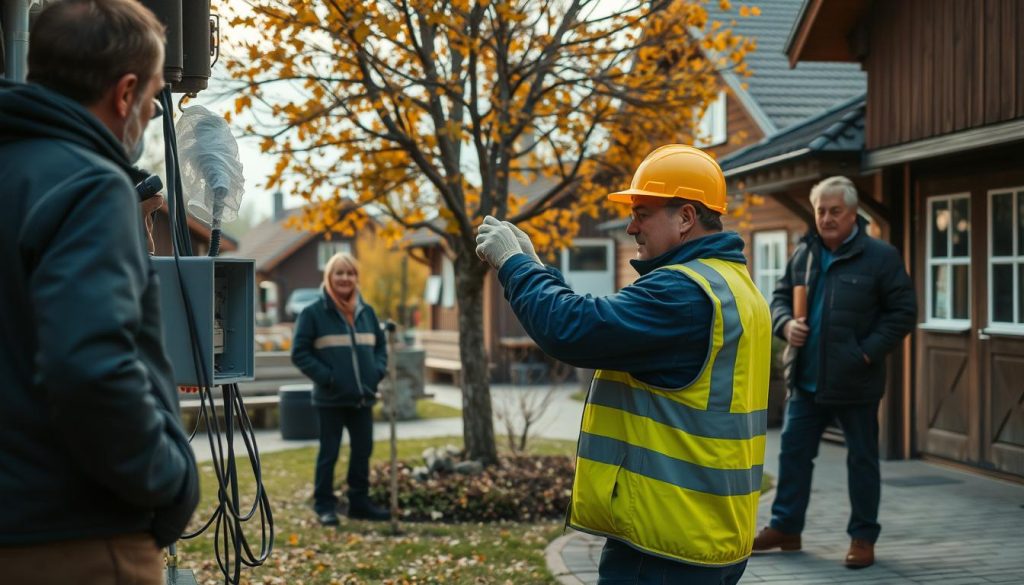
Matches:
[453,249,498,465]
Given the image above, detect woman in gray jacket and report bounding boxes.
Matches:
[292,252,389,525]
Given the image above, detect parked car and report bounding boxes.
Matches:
[285,287,320,320]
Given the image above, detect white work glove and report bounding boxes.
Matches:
[501,220,542,265]
[476,217,521,270]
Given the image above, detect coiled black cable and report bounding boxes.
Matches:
[159,87,273,584]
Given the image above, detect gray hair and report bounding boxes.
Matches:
[809,176,858,208]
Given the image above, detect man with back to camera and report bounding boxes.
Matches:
[752,176,916,568]
[0,0,199,583]
[476,145,772,584]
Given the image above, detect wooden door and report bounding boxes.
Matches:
[981,334,1024,475]
[916,169,1024,478]
[916,190,977,465]
[979,187,1024,476]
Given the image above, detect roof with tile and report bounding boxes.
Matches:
[229,208,317,272]
[719,92,865,173]
[703,0,866,133]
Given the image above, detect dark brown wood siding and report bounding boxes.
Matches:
[269,235,356,323]
[865,0,1023,150]
[911,146,1024,477]
[708,86,767,159]
[724,195,811,269]
[427,249,460,332]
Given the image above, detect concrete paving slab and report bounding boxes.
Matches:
[546,430,1024,584]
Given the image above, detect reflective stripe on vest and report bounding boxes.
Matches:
[568,258,772,567]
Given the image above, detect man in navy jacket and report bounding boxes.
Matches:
[753,176,916,569]
[0,1,198,582]
[476,145,771,584]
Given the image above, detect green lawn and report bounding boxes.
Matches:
[372,399,461,422]
[177,433,772,584]
[177,436,573,584]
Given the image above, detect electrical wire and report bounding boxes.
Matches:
[159,86,273,584]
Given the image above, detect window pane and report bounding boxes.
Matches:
[992,192,1013,256]
[1018,192,1024,256]
[931,201,949,258]
[992,264,1014,323]
[951,197,970,258]
[568,246,607,271]
[1019,264,1024,324]
[932,264,949,319]
[952,265,969,320]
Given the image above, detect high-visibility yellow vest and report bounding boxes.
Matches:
[568,258,772,567]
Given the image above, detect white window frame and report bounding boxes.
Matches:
[925,193,971,327]
[560,238,615,297]
[441,255,456,308]
[752,230,787,300]
[317,240,352,269]
[695,90,727,148]
[987,186,1024,333]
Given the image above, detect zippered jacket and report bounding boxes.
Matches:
[291,288,387,407]
[0,80,199,546]
[770,217,917,404]
[498,232,754,388]
[498,232,772,566]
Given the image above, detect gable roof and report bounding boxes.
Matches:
[702,0,866,133]
[230,208,317,272]
[719,93,865,176]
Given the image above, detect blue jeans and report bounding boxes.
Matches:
[597,539,747,585]
[313,406,374,515]
[769,389,881,542]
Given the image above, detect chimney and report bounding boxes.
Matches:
[273,190,284,221]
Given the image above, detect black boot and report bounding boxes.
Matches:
[347,492,391,521]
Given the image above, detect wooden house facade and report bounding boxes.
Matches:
[230,192,355,325]
[605,0,867,297]
[726,0,1024,478]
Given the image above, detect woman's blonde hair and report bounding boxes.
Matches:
[322,252,359,290]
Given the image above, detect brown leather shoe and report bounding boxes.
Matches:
[844,539,875,569]
[752,526,801,552]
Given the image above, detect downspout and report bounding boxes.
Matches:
[902,162,914,460]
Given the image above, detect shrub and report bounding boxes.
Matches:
[368,455,574,523]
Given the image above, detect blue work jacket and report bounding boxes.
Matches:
[497,232,749,388]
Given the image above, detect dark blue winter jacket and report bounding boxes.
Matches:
[0,80,198,547]
[291,289,388,407]
[770,217,917,404]
[498,232,749,389]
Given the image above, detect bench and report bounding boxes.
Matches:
[178,394,281,431]
[237,351,306,396]
[418,329,462,385]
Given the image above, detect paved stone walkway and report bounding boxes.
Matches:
[190,382,585,463]
[546,430,1024,584]
[188,383,1024,584]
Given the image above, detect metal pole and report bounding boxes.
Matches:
[385,321,400,535]
[3,0,31,82]
[400,254,408,328]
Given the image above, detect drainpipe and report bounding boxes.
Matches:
[3,0,31,82]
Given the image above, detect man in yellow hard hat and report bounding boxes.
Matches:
[477,145,772,584]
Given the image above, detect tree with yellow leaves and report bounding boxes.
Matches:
[225,0,756,463]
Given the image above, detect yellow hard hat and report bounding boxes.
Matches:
[607,144,727,213]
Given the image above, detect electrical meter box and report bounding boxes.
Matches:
[152,257,255,386]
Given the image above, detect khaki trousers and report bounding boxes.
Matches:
[0,533,163,585]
